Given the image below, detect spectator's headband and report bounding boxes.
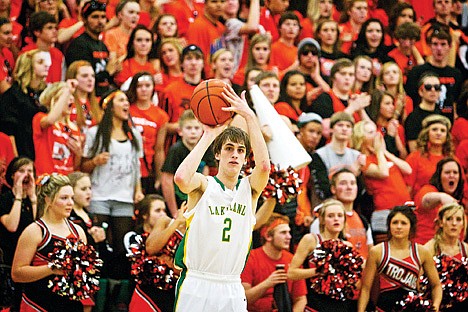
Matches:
[102,90,124,109]
[82,0,107,19]
[260,218,288,239]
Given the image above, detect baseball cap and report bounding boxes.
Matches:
[82,0,107,19]
[297,38,321,58]
[297,112,323,128]
[182,44,204,59]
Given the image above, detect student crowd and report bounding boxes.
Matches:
[0,0,467,311]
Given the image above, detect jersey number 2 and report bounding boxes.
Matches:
[222,218,232,242]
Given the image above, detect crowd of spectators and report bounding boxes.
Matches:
[1,0,468,311]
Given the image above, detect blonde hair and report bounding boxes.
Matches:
[65,60,101,127]
[375,62,405,95]
[318,199,347,237]
[14,49,47,93]
[37,173,71,218]
[247,34,271,69]
[351,120,375,152]
[39,82,77,131]
[433,203,467,254]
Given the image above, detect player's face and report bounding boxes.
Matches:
[213,51,234,79]
[258,77,280,104]
[119,2,140,30]
[112,92,131,121]
[332,172,357,204]
[322,205,345,234]
[389,212,411,239]
[440,161,460,195]
[379,95,395,120]
[355,59,372,83]
[157,15,177,37]
[216,140,247,173]
[49,186,74,218]
[251,42,270,66]
[441,208,465,239]
[73,176,92,208]
[75,65,95,94]
[160,43,180,68]
[133,29,152,57]
[270,224,291,251]
[145,200,167,229]
[286,74,306,101]
[298,121,322,152]
[180,119,203,148]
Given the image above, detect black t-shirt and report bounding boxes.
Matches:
[405,63,463,122]
[307,92,349,119]
[0,191,35,265]
[65,32,113,97]
[404,105,443,141]
[161,140,215,205]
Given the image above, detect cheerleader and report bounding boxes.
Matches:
[358,206,442,312]
[288,199,358,311]
[125,195,186,312]
[424,203,468,311]
[11,174,87,311]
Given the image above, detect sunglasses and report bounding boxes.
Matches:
[301,48,319,57]
[423,84,441,91]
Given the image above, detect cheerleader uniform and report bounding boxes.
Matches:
[376,241,421,311]
[20,219,83,312]
[437,241,468,312]
[128,227,183,312]
[305,234,355,312]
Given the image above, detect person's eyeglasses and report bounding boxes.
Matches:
[82,0,107,12]
[301,49,319,57]
[423,84,441,91]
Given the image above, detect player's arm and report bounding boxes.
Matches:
[222,86,270,197]
[174,123,228,197]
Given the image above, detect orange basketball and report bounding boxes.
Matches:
[190,79,233,126]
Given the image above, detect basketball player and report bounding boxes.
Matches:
[173,85,270,311]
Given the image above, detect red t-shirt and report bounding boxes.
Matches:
[404,151,444,198]
[363,154,411,211]
[32,112,81,175]
[241,247,307,312]
[58,18,84,40]
[21,44,64,83]
[452,117,468,148]
[130,104,169,177]
[270,40,297,71]
[274,102,301,122]
[387,48,416,84]
[114,58,157,87]
[162,0,205,38]
[413,184,440,245]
